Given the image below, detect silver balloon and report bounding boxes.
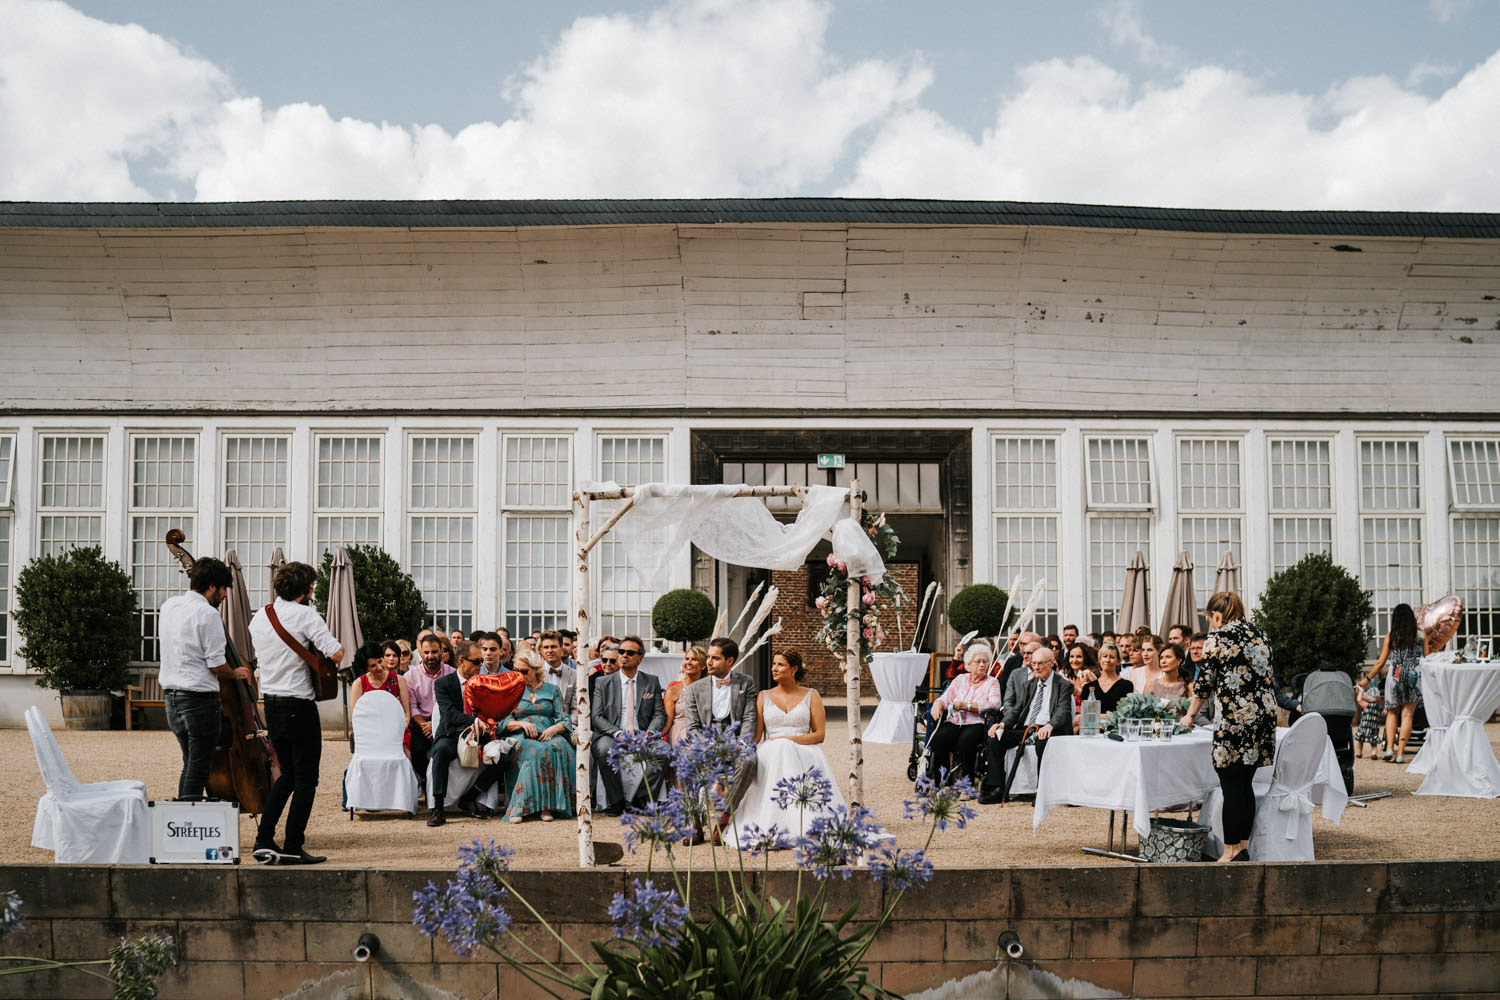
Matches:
[1416,595,1463,653]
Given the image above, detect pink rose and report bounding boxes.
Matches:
[826,553,837,566]
[862,628,875,640]
[862,592,875,606]
[836,562,847,573]
[861,576,872,585]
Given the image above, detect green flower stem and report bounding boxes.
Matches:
[0,957,117,983]
[498,877,598,974]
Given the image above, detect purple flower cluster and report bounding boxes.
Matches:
[771,770,834,812]
[737,823,796,857]
[412,839,516,957]
[795,805,887,879]
[608,879,689,949]
[867,845,934,892]
[620,795,693,853]
[903,771,978,831]
[673,721,755,790]
[605,728,673,774]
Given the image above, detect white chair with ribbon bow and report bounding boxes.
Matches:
[1248,712,1328,862]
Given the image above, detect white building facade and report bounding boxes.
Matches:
[1,200,1497,720]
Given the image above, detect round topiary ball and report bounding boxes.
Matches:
[652,588,717,644]
[947,583,1010,638]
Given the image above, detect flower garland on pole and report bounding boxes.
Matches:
[813,510,901,665]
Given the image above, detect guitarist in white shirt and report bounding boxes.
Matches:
[248,561,343,865]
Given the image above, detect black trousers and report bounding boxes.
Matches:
[165,689,221,800]
[926,721,986,785]
[981,727,1050,797]
[428,735,504,805]
[1217,761,1260,845]
[258,695,322,853]
[408,720,433,789]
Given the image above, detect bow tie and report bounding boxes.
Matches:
[715,678,732,688]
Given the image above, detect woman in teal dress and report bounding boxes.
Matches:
[499,648,575,823]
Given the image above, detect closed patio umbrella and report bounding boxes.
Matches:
[1159,552,1198,638]
[1116,551,1150,635]
[1213,552,1240,596]
[326,547,364,745]
[268,547,287,606]
[220,550,258,673]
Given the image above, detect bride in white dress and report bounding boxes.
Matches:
[725,650,846,849]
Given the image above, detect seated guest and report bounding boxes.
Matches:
[591,636,666,814]
[499,647,576,823]
[926,643,1003,786]
[1064,641,1100,700]
[1136,634,1167,694]
[350,641,411,738]
[426,640,505,826]
[588,640,621,702]
[663,646,707,745]
[1117,634,1142,678]
[1143,642,1189,700]
[405,633,455,801]
[395,639,413,674]
[979,646,1073,805]
[1081,642,1134,714]
[1187,632,1208,683]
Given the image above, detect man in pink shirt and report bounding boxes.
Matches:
[405,634,455,799]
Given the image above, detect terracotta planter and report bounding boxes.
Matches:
[61,690,112,730]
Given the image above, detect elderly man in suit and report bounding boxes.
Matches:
[978,645,1074,805]
[426,640,506,826]
[591,635,667,815]
[681,636,758,815]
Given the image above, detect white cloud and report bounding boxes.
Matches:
[1428,0,1472,24]
[839,52,1500,211]
[1096,0,1176,68]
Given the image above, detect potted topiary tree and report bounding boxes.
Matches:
[946,583,1010,641]
[14,546,140,729]
[314,544,430,644]
[651,588,717,650]
[1252,552,1374,686]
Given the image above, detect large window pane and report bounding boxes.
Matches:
[38,435,104,555]
[131,435,197,661]
[995,516,1058,636]
[1452,516,1500,644]
[1087,438,1152,507]
[1269,439,1332,511]
[316,435,382,559]
[1181,516,1244,604]
[0,514,9,662]
[1362,517,1423,657]
[1089,516,1150,634]
[1450,439,1500,508]
[223,436,288,602]
[1271,517,1334,575]
[598,437,665,640]
[410,436,474,510]
[504,435,571,508]
[504,515,569,636]
[410,515,474,635]
[1361,440,1421,511]
[994,438,1057,510]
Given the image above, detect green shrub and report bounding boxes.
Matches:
[314,545,430,644]
[15,546,139,692]
[946,583,1010,638]
[651,589,717,645]
[1252,552,1374,685]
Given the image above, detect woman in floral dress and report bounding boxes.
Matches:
[498,647,575,823]
[1180,591,1277,862]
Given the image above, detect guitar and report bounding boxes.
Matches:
[262,601,341,702]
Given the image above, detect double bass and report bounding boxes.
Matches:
[164,529,280,814]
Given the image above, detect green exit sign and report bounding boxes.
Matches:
[817,453,846,469]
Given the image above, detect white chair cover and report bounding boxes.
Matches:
[26,705,150,864]
[866,652,928,744]
[1410,658,1500,798]
[1001,745,1040,796]
[344,692,419,815]
[1248,713,1328,862]
[426,694,501,812]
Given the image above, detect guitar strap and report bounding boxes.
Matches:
[263,604,324,690]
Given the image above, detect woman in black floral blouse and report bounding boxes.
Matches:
[1180,591,1277,862]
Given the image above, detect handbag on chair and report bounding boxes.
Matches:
[457,724,482,768]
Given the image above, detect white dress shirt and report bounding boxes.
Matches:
[157,590,227,694]
[1027,675,1053,726]
[712,675,733,720]
[249,597,341,700]
[621,674,637,732]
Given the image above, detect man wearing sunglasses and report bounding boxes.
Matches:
[427,640,505,826]
[591,637,667,815]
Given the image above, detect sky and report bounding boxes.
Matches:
[1,0,1497,210]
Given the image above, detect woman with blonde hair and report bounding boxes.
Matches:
[663,645,707,745]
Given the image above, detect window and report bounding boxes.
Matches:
[130,436,197,661]
[502,435,571,636]
[1086,436,1152,633]
[598,436,665,638]
[993,437,1059,634]
[0,434,11,661]
[1450,439,1500,643]
[1268,439,1334,574]
[0,434,13,507]
[1179,438,1244,604]
[1360,440,1423,656]
[38,434,105,555]
[410,436,475,634]
[315,435,382,556]
[223,435,288,605]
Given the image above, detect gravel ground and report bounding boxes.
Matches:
[8,720,1499,870]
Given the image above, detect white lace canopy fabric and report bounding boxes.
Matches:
[585,482,885,591]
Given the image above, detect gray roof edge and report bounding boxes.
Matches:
[2,198,1499,238]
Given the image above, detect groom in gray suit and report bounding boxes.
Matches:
[682,636,758,815]
[591,635,667,814]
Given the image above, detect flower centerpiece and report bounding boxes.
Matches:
[413,725,975,1000]
[813,509,901,664]
[1104,690,1193,735]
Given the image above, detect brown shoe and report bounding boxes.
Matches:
[426,808,445,827]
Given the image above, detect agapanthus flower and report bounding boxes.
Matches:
[738,823,795,857]
[412,840,515,957]
[608,879,689,949]
[771,768,834,812]
[904,772,978,831]
[621,796,692,854]
[795,805,885,879]
[672,721,755,793]
[606,728,672,774]
[868,846,934,892]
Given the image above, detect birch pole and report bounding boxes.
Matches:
[573,491,595,868]
[845,479,865,809]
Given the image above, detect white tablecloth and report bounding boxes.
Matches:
[1033,727,1346,840]
[866,652,930,744]
[1409,655,1500,798]
[639,652,684,692]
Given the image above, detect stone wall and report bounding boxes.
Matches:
[771,561,922,695]
[2,860,1495,999]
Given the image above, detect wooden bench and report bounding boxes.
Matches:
[124,667,163,730]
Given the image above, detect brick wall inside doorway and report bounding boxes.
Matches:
[769,562,921,694]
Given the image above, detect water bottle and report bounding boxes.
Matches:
[1080,693,1101,736]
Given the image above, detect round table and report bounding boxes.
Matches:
[865,652,930,744]
[1408,654,1500,798]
